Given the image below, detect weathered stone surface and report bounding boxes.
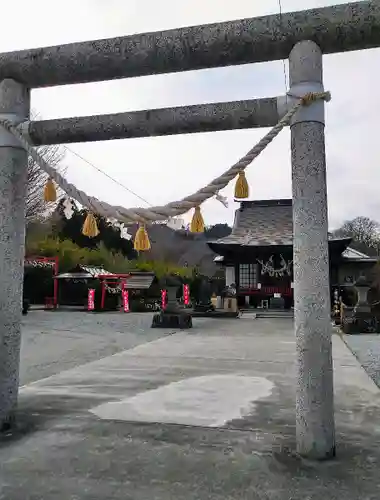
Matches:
[0,79,30,429]
[0,2,378,87]
[27,98,279,145]
[290,41,335,459]
[151,311,193,329]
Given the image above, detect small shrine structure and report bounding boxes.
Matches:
[54,265,155,309]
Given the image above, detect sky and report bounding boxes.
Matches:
[1,0,378,230]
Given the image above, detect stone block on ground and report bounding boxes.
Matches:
[151,311,192,329]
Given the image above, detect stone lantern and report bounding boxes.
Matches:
[354,275,371,313]
[163,274,182,314]
[342,274,377,334]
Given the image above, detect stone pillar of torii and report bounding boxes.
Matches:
[0,1,378,458]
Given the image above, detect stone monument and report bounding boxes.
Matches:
[269,294,285,310]
[151,274,192,329]
[193,276,215,313]
[221,283,238,312]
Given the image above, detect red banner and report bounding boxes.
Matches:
[183,284,190,306]
[122,289,129,312]
[161,289,167,310]
[88,289,95,311]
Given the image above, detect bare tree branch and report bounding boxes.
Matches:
[333,216,380,248]
[26,114,66,223]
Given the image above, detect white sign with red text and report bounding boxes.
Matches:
[88,289,95,311]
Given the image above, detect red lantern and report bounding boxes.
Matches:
[183,284,190,306]
[161,289,167,310]
[88,289,95,311]
[122,289,129,312]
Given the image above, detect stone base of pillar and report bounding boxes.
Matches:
[151,310,193,329]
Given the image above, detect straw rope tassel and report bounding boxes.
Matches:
[44,177,57,202]
[82,212,99,238]
[190,206,205,233]
[134,225,151,251]
[234,171,249,199]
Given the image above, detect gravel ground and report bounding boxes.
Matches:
[20,310,178,386]
[343,333,380,387]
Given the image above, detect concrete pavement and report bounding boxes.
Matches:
[19,310,178,385]
[1,314,380,499]
[343,332,380,388]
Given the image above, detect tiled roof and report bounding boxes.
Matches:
[24,258,55,268]
[211,199,294,246]
[210,199,347,247]
[124,273,155,290]
[80,266,113,277]
[55,265,114,279]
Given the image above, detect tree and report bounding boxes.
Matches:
[54,202,137,259]
[333,216,380,255]
[26,144,65,223]
[204,223,232,239]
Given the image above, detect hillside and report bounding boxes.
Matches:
[129,223,232,276]
[42,205,233,276]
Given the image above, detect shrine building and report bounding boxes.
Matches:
[207,199,377,310]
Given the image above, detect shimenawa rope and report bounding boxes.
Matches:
[0,91,330,224]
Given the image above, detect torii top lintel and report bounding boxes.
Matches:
[0,1,378,89]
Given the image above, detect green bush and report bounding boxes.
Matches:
[26,237,131,273]
[26,236,195,277]
[24,236,195,305]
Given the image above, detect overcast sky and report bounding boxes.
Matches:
[2,0,378,229]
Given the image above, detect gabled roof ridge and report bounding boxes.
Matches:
[343,247,370,258]
[237,198,292,207]
[342,246,378,261]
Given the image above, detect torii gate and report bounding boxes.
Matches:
[0,1,379,459]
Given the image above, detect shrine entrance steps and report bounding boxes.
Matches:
[242,309,294,319]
